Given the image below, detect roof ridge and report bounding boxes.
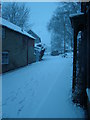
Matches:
[0,17,35,40]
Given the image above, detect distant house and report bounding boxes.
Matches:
[28,29,45,61]
[0,18,36,73]
[28,29,41,43]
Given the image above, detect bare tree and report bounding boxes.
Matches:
[47,2,80,54]
[2,2,31,31]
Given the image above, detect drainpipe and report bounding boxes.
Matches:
[72,29,78,92]
[27,39,28,65]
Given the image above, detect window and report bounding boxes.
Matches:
[2,27,6,39]
[2,52,9,65]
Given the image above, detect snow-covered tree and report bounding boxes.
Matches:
[2,2,31,31]
[47,2,80,54]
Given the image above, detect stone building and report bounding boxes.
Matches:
[0,18,36,73]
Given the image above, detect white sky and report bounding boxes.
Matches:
[26,2,58,45]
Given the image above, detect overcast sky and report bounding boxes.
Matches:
[26,2,58,45]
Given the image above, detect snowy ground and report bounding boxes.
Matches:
[2,53,85,118]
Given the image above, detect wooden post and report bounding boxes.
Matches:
[72,29,78,92]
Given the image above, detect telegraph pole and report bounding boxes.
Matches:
[64,16,66,57]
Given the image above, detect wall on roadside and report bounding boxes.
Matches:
[2,26,35,73]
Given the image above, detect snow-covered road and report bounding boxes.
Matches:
[2,53,85,118]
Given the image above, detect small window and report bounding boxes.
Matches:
[2,52,9,65]
[2,27,6,39]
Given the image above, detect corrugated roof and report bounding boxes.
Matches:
[0,17,35,40]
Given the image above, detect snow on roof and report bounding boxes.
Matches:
[0,17,35,40]
[69,12,84,18]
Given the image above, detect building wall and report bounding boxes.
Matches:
[86,3,90,119]
[0,25,2,74]
[2,26,35,72]
[87,4,90,88]
[28,39,36,64]
[28,30,41,43]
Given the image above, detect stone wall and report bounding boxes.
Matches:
[2,26,35,72]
